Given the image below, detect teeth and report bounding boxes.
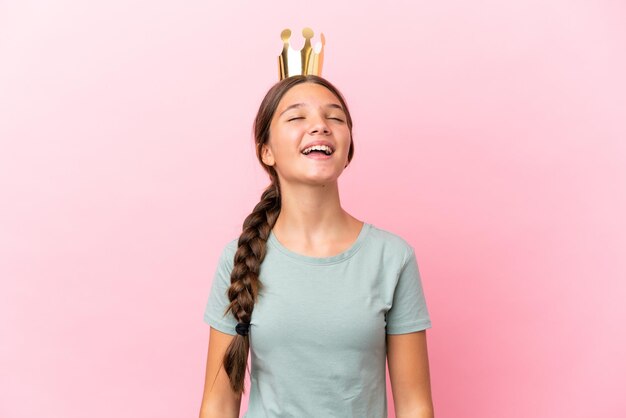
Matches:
[302,144,333,155]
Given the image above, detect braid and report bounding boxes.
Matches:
[222,181,281,394]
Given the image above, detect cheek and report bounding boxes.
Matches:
[339,129,352,147]
[268,131,300,160]
[271,123,298,140]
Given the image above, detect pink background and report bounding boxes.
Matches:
[1,1,625,417]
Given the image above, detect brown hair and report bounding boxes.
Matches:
[221,75,355,394]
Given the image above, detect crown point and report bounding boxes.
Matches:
[313,40,323,54]
[277,27,324,80]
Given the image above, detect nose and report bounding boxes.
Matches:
[308,115,331,135]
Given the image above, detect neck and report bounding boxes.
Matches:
[272,180,357,243]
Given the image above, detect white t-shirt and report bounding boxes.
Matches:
[204,222,432,417]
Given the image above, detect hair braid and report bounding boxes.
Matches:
[223,182,281,394]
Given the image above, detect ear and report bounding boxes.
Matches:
[261,143,275,166]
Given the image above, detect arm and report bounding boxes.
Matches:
[386,330,434,418]
[199,327,242,418]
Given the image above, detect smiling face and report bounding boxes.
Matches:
[261,82,352,186]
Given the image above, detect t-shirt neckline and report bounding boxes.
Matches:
[267,222,372,265]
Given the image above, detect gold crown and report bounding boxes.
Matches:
[278,27,325,80]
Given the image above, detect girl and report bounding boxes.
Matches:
[199,75,433,418]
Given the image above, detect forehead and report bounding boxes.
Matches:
[276,82,340,110]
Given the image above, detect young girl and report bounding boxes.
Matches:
[199,75,433,418]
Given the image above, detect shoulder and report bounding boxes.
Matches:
[365,223,415,268]
[224,237,239,253]
[216,237,238,266]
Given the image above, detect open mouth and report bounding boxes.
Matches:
[301,145,334,156]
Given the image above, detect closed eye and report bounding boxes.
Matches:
[287,116,344,122]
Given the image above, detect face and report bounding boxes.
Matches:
[261,82,352,186]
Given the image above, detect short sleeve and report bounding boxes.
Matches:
[385,247,432,334]
[203,242,238,335]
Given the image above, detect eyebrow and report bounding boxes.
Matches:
[278,103,344,117]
